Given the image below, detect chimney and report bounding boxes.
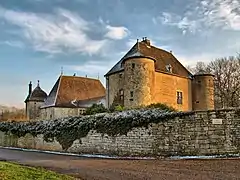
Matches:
[142,37,151,46]
[29,81,32,95]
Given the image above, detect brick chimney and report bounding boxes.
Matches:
[28,81,32,95]
[142,37,151,46]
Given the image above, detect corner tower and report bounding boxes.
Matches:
[192,73,215,110]
[122,38,155,108]
[24,80,47,120]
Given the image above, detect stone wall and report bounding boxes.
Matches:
[0,109,239,157]
[26,101,45,120]
[40,107,86,120]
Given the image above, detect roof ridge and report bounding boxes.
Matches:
[61,75,100,81]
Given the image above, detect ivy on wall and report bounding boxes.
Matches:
[0,108,194,150]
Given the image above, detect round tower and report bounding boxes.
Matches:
[192,73,215,111]
[122,56,155,108]
[25,80,47,120]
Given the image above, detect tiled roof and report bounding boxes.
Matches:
[42,75,106,108]
[105,39,192,78]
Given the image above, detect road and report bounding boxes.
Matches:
[0,148,239,180]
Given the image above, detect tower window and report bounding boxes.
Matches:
[130,91,133,97]
[130,91,134,101]
[119,89,124,101]
[177,91,183,104]
[119,73,123,78]
[132,63,135,69]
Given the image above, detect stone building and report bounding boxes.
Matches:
[25,75,106,120]
[105,38,214,111]
[24,81,48,120]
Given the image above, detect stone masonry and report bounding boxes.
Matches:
[0,109,239,157]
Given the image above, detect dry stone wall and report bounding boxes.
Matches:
[0,109,239,157]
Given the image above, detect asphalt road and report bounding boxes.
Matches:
[0,148,239,180]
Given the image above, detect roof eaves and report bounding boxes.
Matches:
[53,75,62,106]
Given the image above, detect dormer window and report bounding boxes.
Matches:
[166,64,172,73]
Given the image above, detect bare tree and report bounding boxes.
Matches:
[187,62,211,74]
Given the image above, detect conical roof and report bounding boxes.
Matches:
[26,81,47,102]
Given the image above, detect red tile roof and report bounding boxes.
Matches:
[105,39,192,78]
[42,75,106,108]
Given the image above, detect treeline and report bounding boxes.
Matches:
[188,55,240,109]
[0,109,27,122]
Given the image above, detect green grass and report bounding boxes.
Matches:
[0,161,75,180]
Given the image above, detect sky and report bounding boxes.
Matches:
[0,0,239,108]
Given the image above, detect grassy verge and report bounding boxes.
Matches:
[0,161,75,180]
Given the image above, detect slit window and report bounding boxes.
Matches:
[130,91,133,97]
[130,91,134,101]
[177,91,183,104]
[132,63,135,69]
[119,89,124,101]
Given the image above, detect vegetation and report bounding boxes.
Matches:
[0,109,27,122]
[0,108,193,150]
[0,161,74,180]
[187,55,240,109]
[86,103,176,115]
[84,103,107,115]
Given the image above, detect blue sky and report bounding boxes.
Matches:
[0,0,239,107]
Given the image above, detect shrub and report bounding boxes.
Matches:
[84,103,107,115]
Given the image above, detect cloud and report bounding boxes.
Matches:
[157,0,240,34]
[0,7,109,55]
[104,25,129,40]
[0,40,25,48]
[158,12,199,34]
[66,60,115,80]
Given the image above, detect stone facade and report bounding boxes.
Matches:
[153,72,192,111]
[26,101,45,120]
[40,107,86,120]
[192,74,215,110]
[106,61,207,112]
[105,39,215,111]
[0,109,239,157]
[123,57,155,108]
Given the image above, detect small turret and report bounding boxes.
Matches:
[25,80,47,120]
[192,73,215,110]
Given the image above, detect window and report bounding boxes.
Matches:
[177,91,183,104]
[119,89,124,101]
[166,64,172,73]
[130,91,134,101]
[130,91,133,97]
[119,73,123,78]
[132,63,135,69]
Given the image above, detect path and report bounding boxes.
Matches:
[0,148,239,180]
